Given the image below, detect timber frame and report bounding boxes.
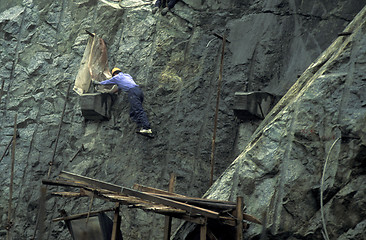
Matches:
[42,171,261,240]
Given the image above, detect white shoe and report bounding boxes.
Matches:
[139,128,152,134]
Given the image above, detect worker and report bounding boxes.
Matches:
[93,68,153,137]
[152,0,180,16]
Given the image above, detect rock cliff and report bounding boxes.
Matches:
[175,5,366,240]
[0,0,365,239]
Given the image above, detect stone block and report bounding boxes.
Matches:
[79,93,113,120]
[233,91,280,120]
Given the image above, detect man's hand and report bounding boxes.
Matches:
[92,80,101,85]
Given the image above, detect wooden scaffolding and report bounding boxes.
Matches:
[42,171,261,240]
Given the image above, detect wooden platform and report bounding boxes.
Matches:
[42,171,261,240]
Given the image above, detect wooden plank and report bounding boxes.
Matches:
[102,193,149,205]
[42,179,110,193]
[142,206,185,214]
[59,171,122,192]
[51,192,85,198]
[121,188,220,219]
[101,193,185,215]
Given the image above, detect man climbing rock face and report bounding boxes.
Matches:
[93,68,153,137]
[152,0,180,16]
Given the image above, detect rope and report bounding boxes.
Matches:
[320,137,341,240]
[7,114,17,240]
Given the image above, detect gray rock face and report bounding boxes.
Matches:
[0,0,365,239]
[195,6,366,240]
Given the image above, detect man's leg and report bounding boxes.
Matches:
[128,87,151,130]
[154,0,161,7]
[167,0,179,9]
[152,0,161,14]
[161,0,179,15]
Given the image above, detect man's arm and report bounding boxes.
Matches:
[99,76,118,85]
[92,80,101,85]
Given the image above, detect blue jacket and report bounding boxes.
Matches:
[99,72,138,92]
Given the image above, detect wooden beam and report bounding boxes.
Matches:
[59,171,122,192]
[200,219,207,240]
[100,193,186,215]
[42,179,103,191]
[236,197,243,240]
[111,203,120,240]
[164,173,176,240]
[121,188,220,219]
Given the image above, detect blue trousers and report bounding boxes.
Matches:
[154,0,179,9]
[127,87,151,129]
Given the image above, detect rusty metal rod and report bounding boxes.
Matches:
[0,138,12,164]
[47,83,71,178]
[0,78,5,102]
[210,35,226,186]
[213,33,231,43]
[70,144,85,162]
[85,29,95,37]
[1,131,19,164]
